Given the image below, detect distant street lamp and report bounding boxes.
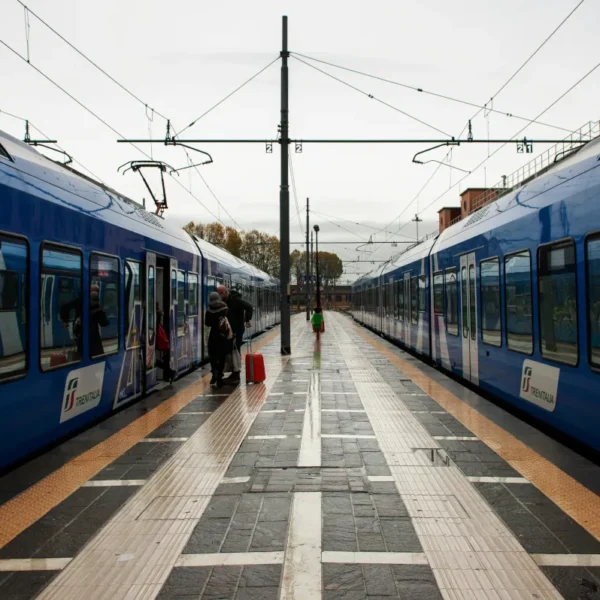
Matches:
[314,224,321,309]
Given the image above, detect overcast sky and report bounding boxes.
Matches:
[2,0,599,282]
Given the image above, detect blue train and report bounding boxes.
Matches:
[0,129,279,471]
[352,129,600,453]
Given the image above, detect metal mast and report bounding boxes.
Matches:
[280,15,291,354]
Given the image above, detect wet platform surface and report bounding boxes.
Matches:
[0,313,599,599]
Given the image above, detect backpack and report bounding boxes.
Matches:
[218,315,233,339]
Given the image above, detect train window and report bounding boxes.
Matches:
[177,270,185,334]
[481,258,501,347]
[504,250,533,355]
[586,235,600,369]
[124,261,141,344]
[418,275,426,313]
[461,267,468,338]
[433,272,444,315]
[0,234,28,382]
[40,245,82,371]
[539,240,577,366]
[411,277,418,324]
[90,253,119,358]
[188,273,199,315]
[445,268,458,335]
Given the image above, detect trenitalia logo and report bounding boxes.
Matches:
[519,360,559,413]
[60,363,105,423]
[521,366,532,393]
[64,377,79,411]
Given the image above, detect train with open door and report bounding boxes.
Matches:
[352,126,600,453]
[0,130,279,471]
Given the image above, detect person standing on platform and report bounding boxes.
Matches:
[217,285,253,383]
[205,291,232,387]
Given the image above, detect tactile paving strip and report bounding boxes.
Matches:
[35,324,307,600]
[330,314,561,599]
[350,317,600,544]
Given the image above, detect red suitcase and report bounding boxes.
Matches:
[245,337,266,384]
[50,352,67,367]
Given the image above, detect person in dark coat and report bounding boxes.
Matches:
[204,291,232,387]
[89,290,109,357]
[155,310,175,383]
[59,285,108,359]
[217,285,253,383]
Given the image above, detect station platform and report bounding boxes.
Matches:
[0,312,599,600]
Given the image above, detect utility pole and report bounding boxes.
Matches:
[305,197,310,321]
[280,16,291,354]
[314,224,321,309]
[412,213,423,242]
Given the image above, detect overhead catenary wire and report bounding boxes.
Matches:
[175,57,281,137]
[292,56,451,138]
[7,2,251,231]
[309,208,415,240]
[396,57,600,235]
[366,0,588,253]
[291,52,576,135]
[0,37,230,228]
[288,149,304,238]
[182,149,245,231]
[15,0,171,123]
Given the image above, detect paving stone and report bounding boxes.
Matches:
[220,529,253,553]
[259,497,291,521]
[323,590,368,600]
[235,587,280,600]
[34,531,94,559]
[249,521,288,551]
[391,564,443,600]
[323,493,353,514]
[204,495,239,519]
[239,564,282,588]
[202,566,242,599]
[323,564,364,591]
[363,564,397,596]
[541,566,600,600]
[184,518,230,553]
[381,518,423,552]
[157,566,211,598]
[0,570,59,600]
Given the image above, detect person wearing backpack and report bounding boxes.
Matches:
[204,291,233,387]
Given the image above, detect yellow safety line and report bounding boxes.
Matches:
[349,318,600,541]
[0,327,280,549]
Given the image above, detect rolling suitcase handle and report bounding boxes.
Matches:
[244,331,254,383]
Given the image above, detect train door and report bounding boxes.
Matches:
[460,253,479,383]
[404,272,410,345]
[169,259,178,374]
[114,260,143,408]
[145,252,157,392]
